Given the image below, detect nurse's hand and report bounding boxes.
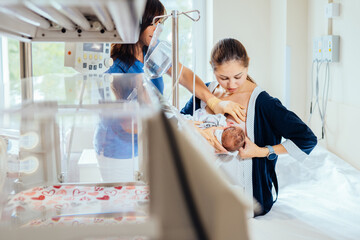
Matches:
[238,137,268,159]
[197,126,228,154]
[207,97,246,123]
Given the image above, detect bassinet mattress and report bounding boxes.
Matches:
[3,184,149,227]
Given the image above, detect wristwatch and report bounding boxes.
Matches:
[265,145,277,160]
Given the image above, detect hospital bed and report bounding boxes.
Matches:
[248,145,360,240]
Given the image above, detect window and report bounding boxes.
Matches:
[0,37,3,109]
[31,42,77,101]
[0,39,77,109]
[161,0,207,109]
[32,42,76,76]
[0,37,21,109]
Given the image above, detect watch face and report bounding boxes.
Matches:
[268,153,277,160]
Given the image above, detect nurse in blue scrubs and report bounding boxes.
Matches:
[94,77,141,182]
[105,0,246,153]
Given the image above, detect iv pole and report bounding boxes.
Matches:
[19,42,33,102]
[152,10,200,109]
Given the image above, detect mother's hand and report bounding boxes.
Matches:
[213,100,246,123]
[238,137,267,159]
[197,126,228,154]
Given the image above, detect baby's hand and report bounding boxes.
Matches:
[198,126,228,154]
[191,121,203,126]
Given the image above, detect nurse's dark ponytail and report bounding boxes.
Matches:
[210,38,254,83]
[111,0,165,67]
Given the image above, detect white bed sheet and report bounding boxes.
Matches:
[248,145,360,240]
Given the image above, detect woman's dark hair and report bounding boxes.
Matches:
[111,0,165,67]
[210,38,249,69]
[210,38,254,82]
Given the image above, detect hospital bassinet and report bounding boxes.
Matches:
[0,73,250,240]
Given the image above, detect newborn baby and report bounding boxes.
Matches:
[190,109,246,152]
[217,126,246,151]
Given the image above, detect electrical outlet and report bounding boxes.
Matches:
[313,37,323,62]
[322,35,340,62]
[325,3,340,18]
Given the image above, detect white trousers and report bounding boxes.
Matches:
[96,154,138,182]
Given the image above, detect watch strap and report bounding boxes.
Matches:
[265,145,276,160]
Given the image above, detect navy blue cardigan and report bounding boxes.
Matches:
[181,87,317,216]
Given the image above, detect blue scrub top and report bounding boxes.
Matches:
[105,50,164,94]
[94,117,138,159]
[95,49,163,159]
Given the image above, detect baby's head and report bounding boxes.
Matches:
[221,126,245,152]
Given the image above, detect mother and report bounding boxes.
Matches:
[181,38,317,216]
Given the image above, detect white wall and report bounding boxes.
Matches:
[269,0,286,103]
[308,0,360,169]
[212,0,308,117]
[212,0,271,89]
[285,0,308,118]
